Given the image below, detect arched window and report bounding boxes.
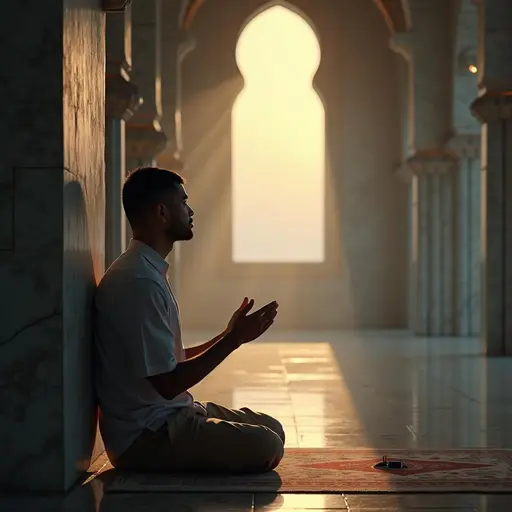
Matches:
[232,5,325,263]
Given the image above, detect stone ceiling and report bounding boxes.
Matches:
[374,0,411,34]
[180,0,412,34]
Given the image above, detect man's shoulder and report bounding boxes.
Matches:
[101,251,162,284]
[96,253,167,302]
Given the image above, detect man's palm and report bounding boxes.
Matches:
[227,297,252,332]
[229,298,279,344]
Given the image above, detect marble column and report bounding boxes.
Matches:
[470,0,512,355]
[126,0,167,172]
[157,0,185,171]
[0,1,105,491]
[105,5,141,268]
[125,0,168,247]
[407,152,459,336]
[392,0,456,335]
[446,0,481,336]
[158,1,194,296]
[393,39,414,330]
[448,134,481,336]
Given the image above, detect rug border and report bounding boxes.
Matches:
[105,448,512,495]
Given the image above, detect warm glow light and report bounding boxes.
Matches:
[468,64,478,74]
[232,6,325,263]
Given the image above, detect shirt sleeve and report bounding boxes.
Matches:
[115,278,178,378]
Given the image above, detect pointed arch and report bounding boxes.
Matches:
[374,0,412,33]
[231,3,325,263]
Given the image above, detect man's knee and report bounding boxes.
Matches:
[242,408,286,444]
[263,414,286,445]
[251,427,284,473]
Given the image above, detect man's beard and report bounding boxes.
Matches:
[167,224,193,242]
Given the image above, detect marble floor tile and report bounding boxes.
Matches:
[98,492,255,511]
[254,492,348,510]
[343,493,480,508]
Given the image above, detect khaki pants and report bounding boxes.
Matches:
[114,402,285,474]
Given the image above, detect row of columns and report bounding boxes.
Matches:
[392,0,480,338]
[394,0,512,355]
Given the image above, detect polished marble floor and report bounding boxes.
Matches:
[3,330,512,511]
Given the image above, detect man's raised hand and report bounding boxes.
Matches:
[229,299,279,346]
[226,297,253,334]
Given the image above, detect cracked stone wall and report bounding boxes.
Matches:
[0,0,105,492]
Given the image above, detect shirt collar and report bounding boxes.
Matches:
[128,239,169,275]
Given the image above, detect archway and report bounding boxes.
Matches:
[231,5,325,263]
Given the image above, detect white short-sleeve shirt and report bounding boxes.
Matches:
[93,239,193,460]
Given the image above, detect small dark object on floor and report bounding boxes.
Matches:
[374,456,408,470]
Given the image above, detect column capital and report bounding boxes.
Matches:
[106,71,142,120]
[406,150,458,176]
[126,122,168,162]
[471,90,512,123]
[447,133,481,159]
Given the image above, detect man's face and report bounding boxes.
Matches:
[158,184,195,242]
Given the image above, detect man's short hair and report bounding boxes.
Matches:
[122,166,185,227]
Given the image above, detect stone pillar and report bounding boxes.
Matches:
[442,0,482,336]
[393,40,415,330]
[125,0,168,246]
[105,5,141,268]
[157,0,185,171]
[170,34,198,299]
[407,152,459,335]
[471,0,512,355]
[0,1,105,491]
[126,0,167,172]
[391,0,456,335]
[157,1,193,296]
[406,1,454,153]
[448,134,481,336]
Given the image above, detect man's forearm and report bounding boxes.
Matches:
[150,331,239,400]
[184,331,226,359]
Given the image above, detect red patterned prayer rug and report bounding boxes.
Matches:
[107,448,512,493]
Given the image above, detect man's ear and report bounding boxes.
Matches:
[154,203,166,222]
[158,203,173,224]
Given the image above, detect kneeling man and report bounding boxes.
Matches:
[93,166,283,474]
